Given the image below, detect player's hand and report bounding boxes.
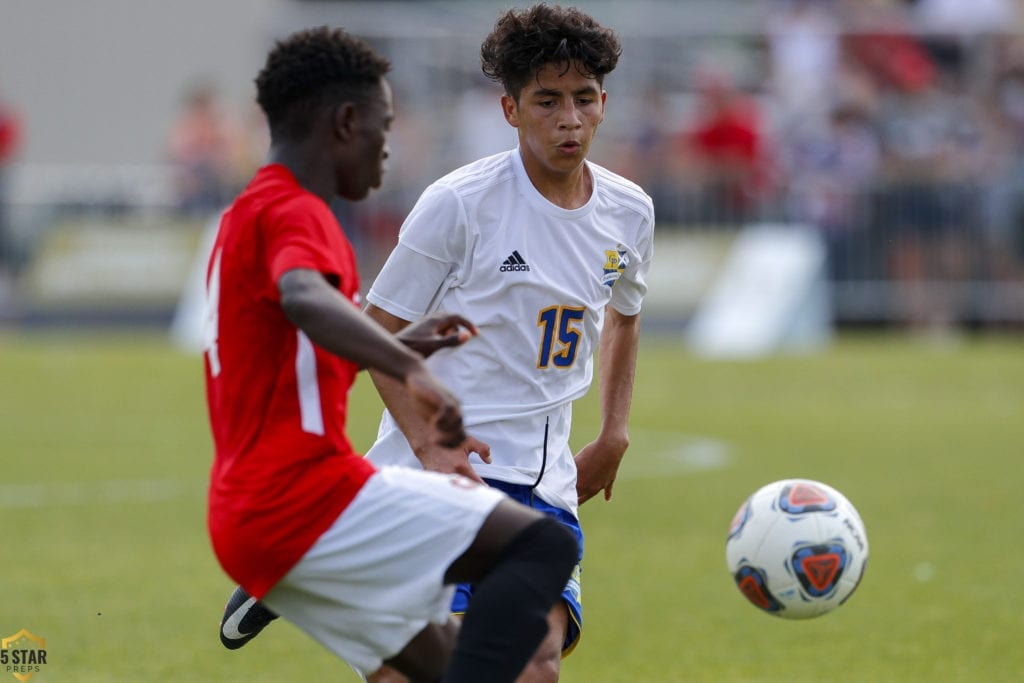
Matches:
[396,313,478,359]
[575,436,628,505]
[416,435,492,484]
[404,366,466,449]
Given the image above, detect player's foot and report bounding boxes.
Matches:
[220,586,278,650]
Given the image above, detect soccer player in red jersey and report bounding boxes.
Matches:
[205,26,576,682]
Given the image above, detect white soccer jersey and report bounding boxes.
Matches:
[365,148,654,515]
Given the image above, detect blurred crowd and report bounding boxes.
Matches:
[164,81,268,218]
[0,84,22,305]
[609,0,1024,326]
[121,0,1024,326]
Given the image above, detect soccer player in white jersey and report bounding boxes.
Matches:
[363,5,654,682]
[218,5,652,682]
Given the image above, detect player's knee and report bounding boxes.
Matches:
[531,517,577,576]
[506,517,577,595]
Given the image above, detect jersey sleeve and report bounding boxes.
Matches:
[264,196,344,288]
[366,183,467,320]
[609,206,655,316]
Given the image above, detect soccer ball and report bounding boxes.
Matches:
[725,478,868,619]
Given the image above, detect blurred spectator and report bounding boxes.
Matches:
[0,3,1018,328]
[166,81,242,216]
[232,102,271,188]
[871,59,984,328]
[452,77,515,168]
[603,86,680,222]
[982,62,1024,279]
[0,88,21,277]
[845,31,937,95]
[674,68,773,225]
[782,103,882,280]
[911,0,1016,34]
[767,0,842,130]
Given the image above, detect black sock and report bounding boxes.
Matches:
[442,517,577,683]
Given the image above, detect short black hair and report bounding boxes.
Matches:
[255,26,391,141]
[480,4,621,100]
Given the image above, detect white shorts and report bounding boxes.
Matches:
[261,466,505,677]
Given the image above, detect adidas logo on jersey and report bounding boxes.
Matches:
[500,250,531,272]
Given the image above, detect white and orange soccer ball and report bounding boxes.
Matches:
[726,478,868,619]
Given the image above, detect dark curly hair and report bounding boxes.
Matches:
[480,4,621,100]
[255,26,391,141]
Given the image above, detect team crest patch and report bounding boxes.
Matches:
[601,247,628,287]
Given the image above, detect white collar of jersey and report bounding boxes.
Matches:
[512,147,599,219]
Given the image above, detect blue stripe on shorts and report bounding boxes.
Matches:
[450,478,584,655]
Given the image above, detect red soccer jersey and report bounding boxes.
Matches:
[204,164,376,598]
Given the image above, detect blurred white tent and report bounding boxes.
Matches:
[170,214,220,354]
[685,224,832,359]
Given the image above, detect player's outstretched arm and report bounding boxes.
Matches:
[364,303,491,481]
[279,268,467,447]
[576,306,641,505]
[395,313,478,359]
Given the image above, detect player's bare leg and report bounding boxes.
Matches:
[514,603,568,683]
[372,620,459,682]
[366,664,407,682]
[368,602,569,683]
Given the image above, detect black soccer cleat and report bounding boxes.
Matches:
[220,586,279,650]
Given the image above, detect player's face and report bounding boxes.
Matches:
[503,62,606,181]
[337,78,394,200]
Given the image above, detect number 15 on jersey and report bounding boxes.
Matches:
[537,305,585,369]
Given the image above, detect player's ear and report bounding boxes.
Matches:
[501,94,519,128]
[332,102,357,141]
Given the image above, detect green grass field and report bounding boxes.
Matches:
[1,331,1022,682]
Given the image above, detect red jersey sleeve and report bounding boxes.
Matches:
[264,194,346,287]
